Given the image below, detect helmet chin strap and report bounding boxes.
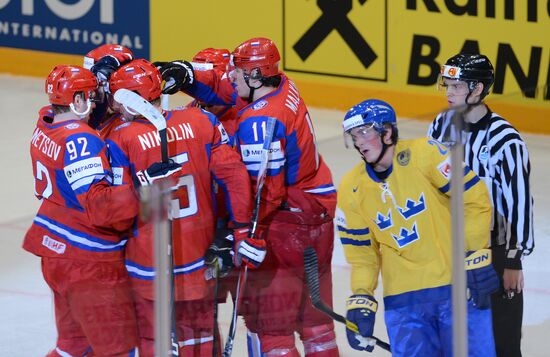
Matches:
[356,134,390,168]
[70,99,93,119]
[370,141,389,167]
[244,72,263,103]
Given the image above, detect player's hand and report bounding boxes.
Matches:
[153,60,194,95]
[134,161,181,187]
[234,227,266,269]
[466,250,500,309]
[204,228,235,279]
[346,294,377,352]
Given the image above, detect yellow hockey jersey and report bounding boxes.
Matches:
[337,138,491,304]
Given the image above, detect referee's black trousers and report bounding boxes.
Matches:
[491,244,523,357]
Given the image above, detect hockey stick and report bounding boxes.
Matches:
[222,116,278,357]
[113,88,179,356]
[303,247,391,353]
[113,89,169,162]
[212,260,220,357]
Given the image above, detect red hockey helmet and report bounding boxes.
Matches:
[109,59,162,101]
[192,48,230,72]
[231,37,281,78]
[45,65,98,106]
[83,44,134,70]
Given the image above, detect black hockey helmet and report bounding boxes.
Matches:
[440,53,495,99]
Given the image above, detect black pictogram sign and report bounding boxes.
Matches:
[293,0,377,69]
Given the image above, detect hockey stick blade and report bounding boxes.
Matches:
[114,89,166,131]
[303,247,391,353]
[113,88,169,162]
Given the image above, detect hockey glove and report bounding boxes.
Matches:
[466,249,500,309]
[234,227,266,269]
[346,294,378,352]
[153,60,194,95]
[91,55,126,88]
[134,161,181,187]
[204,228,235,279]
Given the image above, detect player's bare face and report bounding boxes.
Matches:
[229,68,251,98]
[350,125,381,162]
[442,78,469,108]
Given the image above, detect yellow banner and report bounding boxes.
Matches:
[2,0,548,132]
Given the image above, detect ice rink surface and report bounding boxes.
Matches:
[0,74,548,356]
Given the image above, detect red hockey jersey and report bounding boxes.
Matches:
[24,111,139,262]
[106,107,251,301]
[188,72,337,220]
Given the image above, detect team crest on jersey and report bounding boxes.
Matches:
[397,193,426,219]
[252,100,268,110]
[65,123,80,130]
[478,145,489,162]
[397,149,410,166]
[391,222,420,248]
[374,209,392,230]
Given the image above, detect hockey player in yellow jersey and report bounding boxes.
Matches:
[337,99,499,356]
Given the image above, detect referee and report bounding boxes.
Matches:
[428,53,534,357]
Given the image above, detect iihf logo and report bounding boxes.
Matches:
[479,145,489,162]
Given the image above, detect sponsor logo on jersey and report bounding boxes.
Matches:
[437,157,452,179]
[65,123,80,130]
[42,235,66,254]
[240,142,282,159]
[64,157,104,183]
[397,148,410,166]
[252,100,268,110]
[478,145,489,162]
[112,167,123,185]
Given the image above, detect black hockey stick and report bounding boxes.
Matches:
[212,260,220,357]
[114,89,179,356]
[222,116,278,357]
[303,247,391,353]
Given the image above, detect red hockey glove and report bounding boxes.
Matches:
[233,227,266,269]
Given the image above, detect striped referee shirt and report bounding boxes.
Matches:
[428,107,534,268]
